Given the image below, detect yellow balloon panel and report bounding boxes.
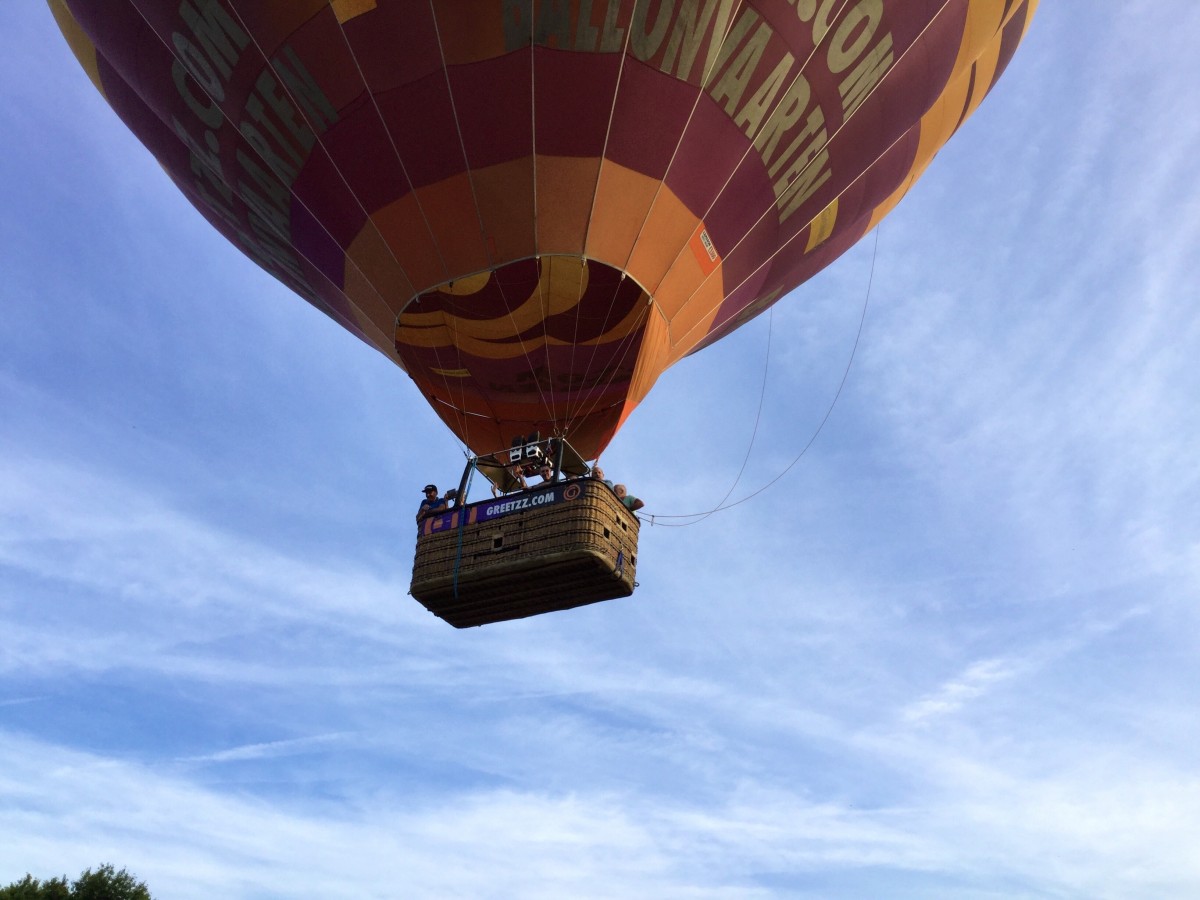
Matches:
[51,0,1035,457]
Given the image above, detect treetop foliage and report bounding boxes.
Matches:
[0,865,152,900]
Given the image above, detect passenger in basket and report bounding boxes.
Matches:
[417,484,449,522]
[613,483,645,512]
[538,462,556,483]
[491,465,528,498]
[591,466,614,490]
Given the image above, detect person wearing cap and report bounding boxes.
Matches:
[417,484,449,522]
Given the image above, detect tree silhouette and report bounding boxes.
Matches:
[0,865,152,899]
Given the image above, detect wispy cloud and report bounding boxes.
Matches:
[900,657,1026,725]
[5,723,1200,899]
[4,3,1200,898]
[177,733,355,765]
[0,697,43,708]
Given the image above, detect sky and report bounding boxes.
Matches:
[3,3,1200,898]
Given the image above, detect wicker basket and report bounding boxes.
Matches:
[411,478,639,627]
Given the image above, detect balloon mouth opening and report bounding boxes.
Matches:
[395,255,651,354]
[391,255,654,456]
[403,254,645,313]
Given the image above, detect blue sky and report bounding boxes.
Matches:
[3,3,1200,898]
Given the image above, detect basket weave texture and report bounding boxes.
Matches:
[411,478,639,627]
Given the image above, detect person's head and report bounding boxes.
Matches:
[593,467,605,480]
[614,484,627,498]
[423,484,438,499]
[539,463,553,479]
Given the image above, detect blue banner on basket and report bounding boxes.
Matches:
[422,481,584,535]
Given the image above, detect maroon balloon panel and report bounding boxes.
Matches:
[51,0,1036,457]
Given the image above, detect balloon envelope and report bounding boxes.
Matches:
[50,0,1036,458]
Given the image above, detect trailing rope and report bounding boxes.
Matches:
[648,226,880,527]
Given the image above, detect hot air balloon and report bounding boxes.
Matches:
[49,0,1036,625]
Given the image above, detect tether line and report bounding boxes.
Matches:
[649,226,879,526]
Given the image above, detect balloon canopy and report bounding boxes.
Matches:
[50,0,1036,459]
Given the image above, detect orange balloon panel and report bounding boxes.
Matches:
[50,0,1036,458]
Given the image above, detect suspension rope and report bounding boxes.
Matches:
[118,4,396,336]
[666,0,955,354]
[560,297,654,438]
[426,2,554,428]
[569,8,639,407]
[563,0,751,427]
[561,274,645,433]
[641,0,853,326]
[123,0,492,443]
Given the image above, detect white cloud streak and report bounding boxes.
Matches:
[4,3,1200,898]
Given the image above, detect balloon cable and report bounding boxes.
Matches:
[647,226,879,526]
[668,306,773,527]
